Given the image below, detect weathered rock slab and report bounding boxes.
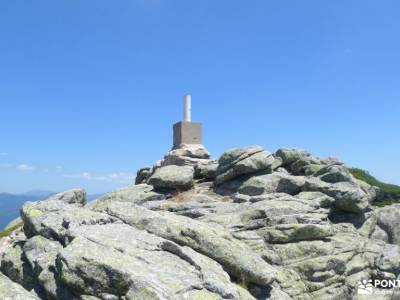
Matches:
[239,173,305,196]
[215,146,276,185]
[47,189,87,206]
[148,165,194,190]
[0,273,39,300]
[100,202,277,287]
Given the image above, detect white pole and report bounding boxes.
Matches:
[184,94,191,122]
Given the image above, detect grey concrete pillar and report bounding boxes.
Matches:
[184,95,191,122]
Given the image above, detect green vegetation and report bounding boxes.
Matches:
[348,168,400,206]
[372,200,398,208]
[0,222,23,239]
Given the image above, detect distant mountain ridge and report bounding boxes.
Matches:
[0,191,102,229]
[0,191,55,229]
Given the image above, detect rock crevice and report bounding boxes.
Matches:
[1,144,399,300]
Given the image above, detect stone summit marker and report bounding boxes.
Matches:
[173,95,202,148]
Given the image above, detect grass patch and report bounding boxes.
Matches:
[0,222,23,239]
[348,168,400,206]
[372,200,397,208]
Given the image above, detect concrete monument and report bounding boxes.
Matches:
[173,95,202,148]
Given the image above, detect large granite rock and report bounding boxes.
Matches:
[376,204,400,245]
[0,273,39,300]
[215,146,277,185]
[162,144,211,167]
[99,202,277,287]
[148,165,194,190]
[258,224,333,243]
[314,164,354,184]
[24,236,74,300]
[47,189,87,206]
[21,199,118,243]
[194,161,218,180]
[88,184,165,211]
[304,178,369,213]
[238,173,306,196]
[58,223,244,299]
[275,148,310,167]
[1,145,399,300]
[0,241,36,291]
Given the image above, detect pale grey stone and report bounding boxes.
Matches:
[2,145,400,300]
[88,184,165,211]
[23,236,74,300]
[168,143,211,159]
[162,144,211,167]
[303,178,369,213]
[275,148,310,166]
[194,161,218,180]
[47,189,87,206]
[239,173,305,196]
[215,146,276,185]
[376,204,400,245]
[376,243,400,274]
[371,226,389,243]
[23,236,62,276]
[21,200,118,243]
[148,165,194,190]
[314,164,354,183]
[58,223,242,299]
[356,179,382,203]
[290,156,323,175]
[294,192,335,208]
[0,273,40,299]
[258,224,333,243]
[0,241,36,291]
[101,202,277,286]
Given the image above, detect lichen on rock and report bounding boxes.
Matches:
[1,144,399,300]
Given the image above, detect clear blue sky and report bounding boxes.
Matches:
[0,1,399,194]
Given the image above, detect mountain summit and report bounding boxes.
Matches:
[0,143,399,299]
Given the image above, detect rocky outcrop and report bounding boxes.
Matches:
[239,173,306,196]
[46,189,87,206]
[134,166,152,184]
[375,204,400,245]
[215,146,278,185]
[304,178,369,213]
[275,148,310,167]
[96,202,277,287]
[1,144,399,300]
[58,224,246,299]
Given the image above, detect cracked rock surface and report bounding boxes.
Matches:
[1,144,399,299]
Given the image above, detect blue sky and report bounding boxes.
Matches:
[0,0,399,194]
